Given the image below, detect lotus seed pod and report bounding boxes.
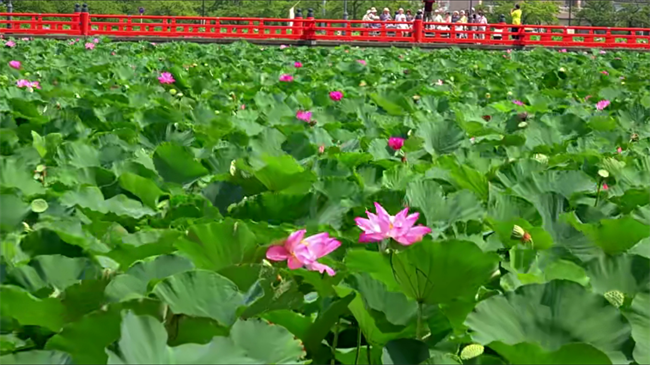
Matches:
[460,344,484,360]
[169,88,177,95]
[533,154,549,164]
[598,169,610,178]
[36,164,46,172]
[511,225,525,240]
[604,290,624,308]
[485,92,491,99]
[30,199,49,213]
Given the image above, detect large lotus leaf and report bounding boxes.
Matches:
[569,216,650,255]
[490,342,612,365]
[302,293,355,357]
[153,142,209,185]
[60,186,155,219]
[0,285,67,331]
[46,299,163,364]
[624,292,650,365]
[344,250,401,292]
[466,280,631,362]
[105,254,194,301]
[381,339,430,365]
[175,219,257,271]
[107,229,181,269]
[118,172,166,209]
[9,255,100,292]
[417,118,465,155]
[0,158,45,197]
[152,270,244,326]
[586,254,650,296]
[0,194,29,232]
[0,350,71,364]
[406,180,485,235]
[107,311,303,364]
[252,154,316,194]
[391,239,500,304]
[334,286,415,346]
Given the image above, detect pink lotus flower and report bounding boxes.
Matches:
[93,38,100,44]
[357,59,367,66]
[506,49,512,54]
[85,42,95,50]
[294,61,303,68]
[559,48,567,53]
[602,183,609,191]
[388,137,404,150]
[296,110,312,122]
[158,72,175,84]
[111,52,116,56]
[279,74,294,82]
[8,60,20,69]
[470,137,476,144]
[355,203,431,246]
[513,100,524,106]
[280,44,289,49]
[16,79,41,90]
[151,42,157,46]
[5,40,15,48]
[329,91,343,101]
[21,37,29,41]
[435,79,444,86]
[240,104,246,110]
[601,70,609,76]
[599,50,606,54]
[596,100,610,111]
[266,229,340,276]
[616,146,622,154]
[318,145,325,154]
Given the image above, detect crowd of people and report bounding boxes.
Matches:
[359,2,523,40]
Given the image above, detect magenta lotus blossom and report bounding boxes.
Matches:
[266,229,340,276]
[158,72,175,84]
[318,145,325,154]
[559,48,567,53]
[513,100,524,106]
[16,79,41,90]
[506,49,512,54]
[616,146,622,154]
[8,60,20,69]
[93,38,100,44]
[601,70,609,76]
[5,40,15,48]
[599,50,606,54]
[21,37,29,41]
[279,74,294,82]
[388,137,404,150]
[602,183,609,191]
[294,61,303,68]
[280,44,289,49]
[596,100,610,111]
[357,59,367,66]
[296,110,312,122]
[85,42,95,50]
[355,203,431,246]
[240,104,246,110]
[329,91,343,101]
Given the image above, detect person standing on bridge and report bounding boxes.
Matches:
[423,0,435,22]
[511,4,522,40]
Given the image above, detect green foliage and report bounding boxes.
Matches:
[1,39,649,365]
[486,0,560,25]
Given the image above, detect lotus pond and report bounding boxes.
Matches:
[1,39,649,365]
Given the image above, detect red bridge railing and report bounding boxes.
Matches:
[1,11,649,49]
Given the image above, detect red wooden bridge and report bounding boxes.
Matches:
[2,9,649,50]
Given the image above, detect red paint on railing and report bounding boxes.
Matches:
[1,12,649,49]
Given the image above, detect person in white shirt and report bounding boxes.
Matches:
[477,11,488,39]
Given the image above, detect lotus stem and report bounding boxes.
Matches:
[331,319,339,365]
[354,326,362,365]
[416,300,424,340]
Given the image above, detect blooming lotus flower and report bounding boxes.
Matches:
[599,50,606,54]
[357,59,367,66]
[329,91,343,101]
[279,74,294,82]
[21,37,29,41]
[355,203,431,246]
[601,70,609,76]
[513,100,524,106]
[506,49,512,54]
[8,60,20,69]
[85,42,95,50]
[266,230,340,276]
[596,100,610,111]
[158,72,175,84]
[602,183,609,191]
[280,44,289,49]
[388,137,404,150]
[5,40,15,48]
[559,48,567,53]
[318,145,325,154]
[16,79,40,90]
[617,147,622,154]
[296,110,312,122]
[93,38,99,44]
[240,104,246,110]
[294,61,303,68]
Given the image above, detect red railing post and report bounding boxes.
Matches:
[303,8,315,41]
[80,3,89,36]
[413,11,423,43]
[294,9,303,36]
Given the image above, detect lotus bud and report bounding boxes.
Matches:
[412,95,420,101]
[518,121,528,128]
[460,344,484,360]
[511,225,525,240]
[176,93,183,98]
[604,290,624,308]
[229,160,237,176]
[598,169,610,178]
